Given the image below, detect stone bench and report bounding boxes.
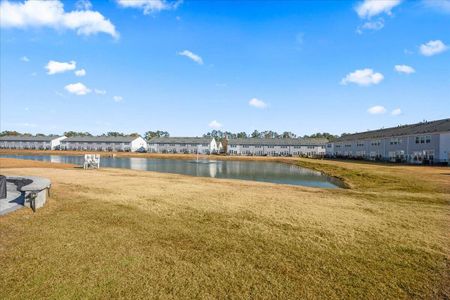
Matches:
[5,176,51,212]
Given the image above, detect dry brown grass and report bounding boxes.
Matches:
[0,158,449,299]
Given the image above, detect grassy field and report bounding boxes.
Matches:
[0,157,449,299]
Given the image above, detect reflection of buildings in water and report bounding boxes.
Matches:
[208,162,217,178]
[129,157,147,171]
[50,155,62,164]
[288,165,322,176]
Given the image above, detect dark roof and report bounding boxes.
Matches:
[62,136,141,143]
[227,138,328,146]
[335,118,450,142]
[0,135,64,142]
[148,137,214,144]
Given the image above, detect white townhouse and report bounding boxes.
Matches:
[0,135,66,150]
[227,138,328,156]
[60,136,148,152]
[147,137,219,154]
[327,118,450,164]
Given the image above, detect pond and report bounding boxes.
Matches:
[0,154,343,188]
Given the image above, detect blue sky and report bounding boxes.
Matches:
[1,0,449,136]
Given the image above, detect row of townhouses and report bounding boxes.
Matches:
[0,135,148,152]
[0,134,327,156]
[147,137,221,154]
[326,118,450,164]
[227,138,327,156]
[1,118,449,163]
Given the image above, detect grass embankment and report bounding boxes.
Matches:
[0,158,449,298]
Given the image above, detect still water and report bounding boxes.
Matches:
[0,154,343,188]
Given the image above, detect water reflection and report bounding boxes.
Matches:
[0,154,341,188]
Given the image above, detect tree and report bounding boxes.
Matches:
[144,130,170,141]
[236,132,247,138]
[303,132,338,141]
[0,131,21,137]
[64,131,92,137]
[105,132,125,137]
[281,131,296,139]
[251,130,260,138]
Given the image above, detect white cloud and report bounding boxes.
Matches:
[177,50,203,64]
[368,105,386,114]
[341,68,384,86]
[74,68,86,77]
[422,0,450,14]
[75,0,92,10]
[356,19,384,34]
[0,0,118,38]
[355,0,402,18]
[249,98,268,109]
[117,0,182,14]
[45,60,76,75]
[391,108,402,115]
[419,40,448,56]
[94,89,106,95]
[394,64,415,74]
[113,95,123,102]
[64,82,91,95]
[20,56,29,62]
[208,120,222,129]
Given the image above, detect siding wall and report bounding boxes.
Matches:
[227,144,326,156]
[330,132,449,163]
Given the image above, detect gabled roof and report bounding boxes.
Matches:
[148,137,214,144]
[0,135,64,142]
[227,138,328,146]
[334,118,450,142]
[62,136,141,143]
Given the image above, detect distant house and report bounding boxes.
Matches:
[147,137,219,154]
[60,136,148,152]
[0,135,66,150]
[326,118,450,164]
[227,138,327,156]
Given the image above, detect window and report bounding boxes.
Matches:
[425,136,431,143]
[357,143,364,147]
[420,136,425,144]
[415,136,420,144]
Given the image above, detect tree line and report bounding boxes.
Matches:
[1,130,345,142]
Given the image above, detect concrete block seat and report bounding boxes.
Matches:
[0,176,51,215]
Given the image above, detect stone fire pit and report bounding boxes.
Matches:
[0,175,51,215]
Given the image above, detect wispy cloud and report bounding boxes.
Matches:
[249,98,268,109]
[74,69,86,77]
[208,120,222,129]
[355,0,402,18]
[20,56,29,62]
[177,50,203,65]
[45,60,76,75]
[65,82,91,95]
[419,40,448,56]
[391,108,402,115]
[341,68,384,86]
[94,89,106,95]
[113,95,123,102]
[0,0,118,38]
[394,64,415,74]
[367,105,386,115]
[356,19,384,34]
[422,0,450,14]
[116,0,182,15]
